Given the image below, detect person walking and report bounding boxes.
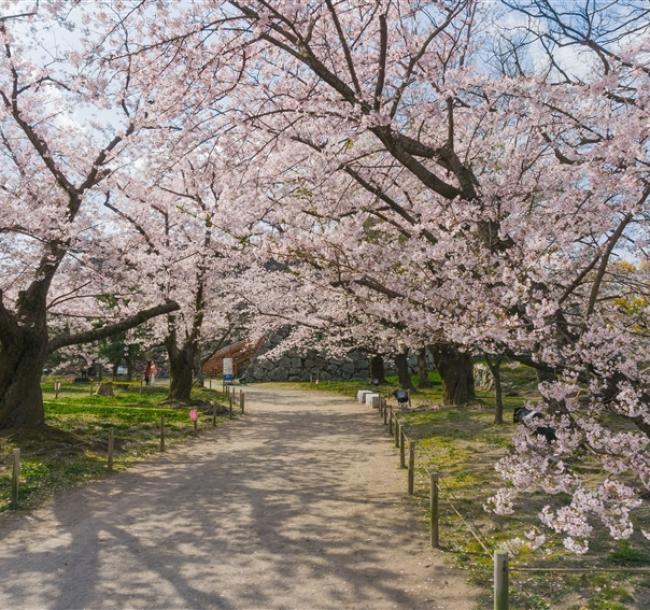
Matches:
[144,360,158,385]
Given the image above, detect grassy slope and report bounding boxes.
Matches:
[0,380,230,512]
[280,367,650,610]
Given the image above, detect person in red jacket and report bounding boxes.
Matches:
[144,360,158,385]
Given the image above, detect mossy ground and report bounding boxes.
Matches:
[278,366,650,610]
[0,379,231,512]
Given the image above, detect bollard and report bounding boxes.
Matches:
[383,400,388,426]
[159,415,165,452]
[430,471,439,548]
[408,441,415,494]
[212,405,217,427]
[240,391,245,414]
[11,448,20,505]
[494,550,509,610]
[389,406,393,434]
[394,419,400,447]
[107,429,114,471]
[399,428,406,468]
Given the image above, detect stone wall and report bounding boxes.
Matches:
[241,348,370,382]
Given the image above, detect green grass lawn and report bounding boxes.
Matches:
[284,366,650,610]
[0,379,231,512]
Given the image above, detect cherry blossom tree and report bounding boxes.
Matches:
[0,3,179,428]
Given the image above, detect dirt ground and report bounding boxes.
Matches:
[0,385,478,610]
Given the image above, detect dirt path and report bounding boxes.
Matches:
[0,385,477,610]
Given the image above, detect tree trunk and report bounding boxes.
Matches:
[126,345,137,381]
[0,327,48,428]
[369,354,386,384]
[431,345,475,406]
[395,350,414,390]
[168,343,195,402]
[486,356,504,424]
[193,349,204,387]
[417,348,432,388]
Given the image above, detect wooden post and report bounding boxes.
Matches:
[389,406,394,434]
[408,389,412,408]
[11,448,20,505]
[212,405,217,427]
[54,381,60,399]
[240,391,245,414]
[408,441,416,494]
[494,550,509,610]
[378,397,383,417]
[139,379,143,394]
[209,374,212,389]
[430,471,439,548]
[107,429,114,471]
[229,393,233,418]
[383,400,388,426]
[193,418,198,435]
[159,415,165,452]
[394,419,400,447]
[399,428,406,468]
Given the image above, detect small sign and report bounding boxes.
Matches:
[223,357,234,382]
[189,408,198,422]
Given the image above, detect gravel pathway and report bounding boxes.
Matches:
[0,385,477,610]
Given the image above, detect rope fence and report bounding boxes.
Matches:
[364,391,650,610]
[1,387,245,509]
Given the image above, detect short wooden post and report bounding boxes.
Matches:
[394,419,400,447]
[383,400,388,426]
[107,429,114,471]
[54,381,60,399]
[11,448,20,505]
[159,415,165,452]
[240,391,245,414]
[399,428,406,468]
[494,550,509,610]
[139,379,143,394]
[430,471,439,548]
[408,389,412,408]
[408,441,416,494]
[193,418,198,435]
[209,374,212,389]
[212,405,217,427]
[229,394,233,418]
[378,397,383,417]
[389,406,394,434]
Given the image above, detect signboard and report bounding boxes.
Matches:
[223,357,234,382]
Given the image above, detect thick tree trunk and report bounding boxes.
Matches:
[486,356,504,424]
[431,345,475,406]
[168,343,195,402]
[417,348,432,388]
[0,328,48,428]
[369,354,386,384]
[395,350,414,390]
